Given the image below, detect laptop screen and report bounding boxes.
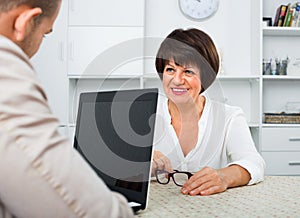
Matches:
[74,89,158,210]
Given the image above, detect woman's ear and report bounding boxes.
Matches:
[14,7,42,41]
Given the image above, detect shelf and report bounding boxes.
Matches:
[248,122,260,128]
[143,74,160,79]
[67,75,300,80]
[68,75,142,79]
[142,74,260,80]
[217,75,260,80]
[262,123,300,128]
[263,27,300,37]
[262,75,300,80]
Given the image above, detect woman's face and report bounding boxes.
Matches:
[162,59,201,105]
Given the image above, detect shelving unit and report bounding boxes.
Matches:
[261,0,300,175]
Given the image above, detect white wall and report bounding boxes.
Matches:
[144,0,253,76]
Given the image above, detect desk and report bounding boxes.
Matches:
[136,176,300,217]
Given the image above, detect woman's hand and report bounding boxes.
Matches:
[181,165,250,196]
[181,167,228,196]
[151,150,173,176]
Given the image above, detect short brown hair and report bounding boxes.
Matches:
[155,28,219,93]
[0,0,60,22]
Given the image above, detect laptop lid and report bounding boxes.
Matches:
[73,88,158,211]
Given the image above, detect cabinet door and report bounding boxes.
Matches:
[31,0,68,124]
[68,27,144,76]
[262,127,300,151]
[262,151,300,175]
[69,0,145,26]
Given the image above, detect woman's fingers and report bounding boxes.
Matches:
[163,157,173,173]
[152,150,173,172]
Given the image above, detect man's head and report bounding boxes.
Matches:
[0,0,62,57]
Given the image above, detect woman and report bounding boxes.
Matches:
[152,28,265,196]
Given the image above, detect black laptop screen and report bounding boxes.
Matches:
[74,89,158,209]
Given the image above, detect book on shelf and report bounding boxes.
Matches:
[274,5,287,26]
[285,7,295,26]
[283,3,292,26]
[273,2,300,27]
[291,7,297,26]
[296,12,300,26]
[291,3,300,26]
[273,5,281,26]
[295,3,300,26]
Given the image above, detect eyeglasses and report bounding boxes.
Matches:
[155,169,193,187]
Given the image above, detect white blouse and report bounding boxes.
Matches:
[153,93,265,185]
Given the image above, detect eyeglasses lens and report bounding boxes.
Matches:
[173,172,189,186]
[156,171,169,184]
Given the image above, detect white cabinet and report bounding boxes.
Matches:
[261,126,300,175]
[67,0,146,128]
[69,0,144,26]
[261,0,300,175]
[262,127,300,151]
[31,0,68,124]
[68,27,144,76]
[262,151,300,175]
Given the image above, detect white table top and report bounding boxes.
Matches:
[136,176,300,217]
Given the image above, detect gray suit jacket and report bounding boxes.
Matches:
[0,35,133,218]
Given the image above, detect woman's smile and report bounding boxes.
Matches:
[171,87,189,95]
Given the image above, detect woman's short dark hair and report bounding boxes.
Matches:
[155,28,219,93]
[0,0,60,23]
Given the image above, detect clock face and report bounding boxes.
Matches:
[179,0,219,20]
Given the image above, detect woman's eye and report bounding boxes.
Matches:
[165,67,175,73]
[185,70,194,75]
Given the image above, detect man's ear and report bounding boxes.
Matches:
[14,7,43,41]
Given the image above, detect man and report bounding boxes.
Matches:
[0,0,133,217]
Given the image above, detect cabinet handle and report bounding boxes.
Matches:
[289,137,300,142]
[289,161,300,166]
[59,42,64,61]
[69,42,74,61]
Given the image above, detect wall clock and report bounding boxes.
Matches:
[178,0,219,21]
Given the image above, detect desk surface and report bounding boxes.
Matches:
[136,176,300,217]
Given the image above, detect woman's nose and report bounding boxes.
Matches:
[173,71,184,85]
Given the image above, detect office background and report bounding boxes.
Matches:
[31,0,300,176]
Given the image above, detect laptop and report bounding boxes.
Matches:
[73,88,158,212]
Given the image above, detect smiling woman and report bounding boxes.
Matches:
[162,59,202,106]
[155,28,219,93]
[152,28,265,196]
